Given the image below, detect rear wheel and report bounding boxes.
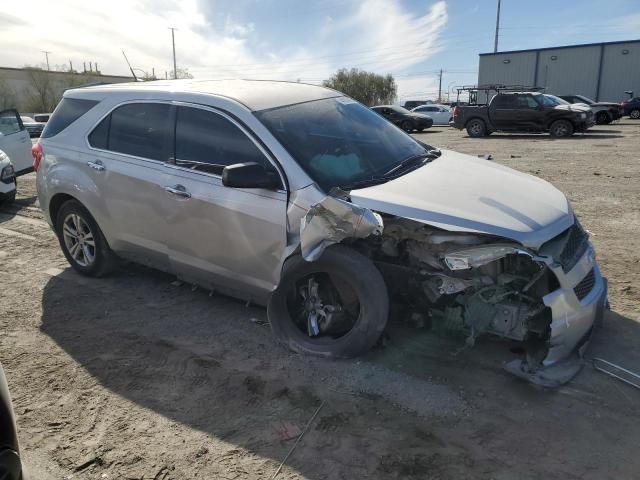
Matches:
[549,119,574,137]
[400,120,414,132]
[630,109,640,119]
[55,200,116,277]
[267,245,389,359]
[595,111,611,124]
[466,119,486,137]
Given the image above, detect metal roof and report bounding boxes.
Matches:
[75,79,342,111]
[480,39,640,56]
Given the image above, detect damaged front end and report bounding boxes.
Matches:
[300,194,607,386]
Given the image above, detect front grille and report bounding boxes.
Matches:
[558,222,589,273]
[574,268,596,301]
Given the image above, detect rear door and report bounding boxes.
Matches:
[0,109,32,174]
[164,103,288,300]
[86,102,176,271]
[490,95,517,129]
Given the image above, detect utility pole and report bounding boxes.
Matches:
[169,27,177,79]
[42,51,51,70]
[494,0,501,53]
[69,60,73,72]
[438,69,443,103]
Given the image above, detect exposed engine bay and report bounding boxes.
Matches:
[354,216,558,364]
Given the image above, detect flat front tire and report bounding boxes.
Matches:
[549,120,574,137]
[55,200,116,277]
[466,119,486,137]
[400,120,414,132]
[267,245,389,359]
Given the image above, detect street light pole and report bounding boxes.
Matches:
[494,0,501,53]
[170,27,177,79]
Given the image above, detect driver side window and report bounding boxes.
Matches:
[175,106,274,176]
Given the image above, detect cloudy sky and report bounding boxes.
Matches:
[1,0,639,101]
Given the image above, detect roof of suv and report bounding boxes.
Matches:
[72,79,342,112]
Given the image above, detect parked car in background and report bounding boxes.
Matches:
[34,113,51,123]
[558,95,623,124]
[35,80,607,385]
[411,104,452,125]
[403,100,433,110]
[452,92,594,137]
[0,362,24,480]
[0,149,17,205]
[0,109,34,176]
[371,105,433,132]
[20,116,45,137]
[622,97,640,119]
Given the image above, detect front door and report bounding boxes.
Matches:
[515,95,546,131]
[164,104,288,301]
[0,109,32,174]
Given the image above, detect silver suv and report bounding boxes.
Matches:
[36,80,607,385]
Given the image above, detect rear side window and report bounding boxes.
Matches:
[175,106,271,175]
[41,98,99,138]
[493,95,516,108]
[89,103,172,161]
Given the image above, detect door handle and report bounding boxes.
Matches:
[164,185,191,198]
[87,160,105,171]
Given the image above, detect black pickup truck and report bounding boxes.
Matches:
[451,92,594,137]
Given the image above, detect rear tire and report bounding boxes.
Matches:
[630,109,640,119]
[267,245,389,359]
[549,120,574,137]
[55,200,116,277]
[400,120,414,132]
[595,111,611,125]
[466,119,486,137]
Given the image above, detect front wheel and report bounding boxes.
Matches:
[466,119,486,137]
[55,200,116,277]
[595,111,611,125]
[268,245,389,359]
[549,120,574,137]
[630,109,640,119]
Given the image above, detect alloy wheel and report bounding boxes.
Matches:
[62,213,96,267]
[288,273,360,339]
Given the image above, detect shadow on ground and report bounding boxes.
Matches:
[39,264,640,479]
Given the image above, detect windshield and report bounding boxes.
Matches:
[390,105,412,114]
[255,97,430,191]
[541,95,567,106]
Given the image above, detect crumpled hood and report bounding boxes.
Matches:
[349,149,573,250]
[554,104,591,113]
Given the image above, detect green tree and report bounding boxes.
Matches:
[322,68,397,106]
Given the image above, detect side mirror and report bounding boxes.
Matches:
[222,162,280,189]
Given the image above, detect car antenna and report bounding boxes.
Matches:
[122,50,139,82]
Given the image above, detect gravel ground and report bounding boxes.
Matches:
[0,122,639,479]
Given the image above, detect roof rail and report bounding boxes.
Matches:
[455,84,545,93]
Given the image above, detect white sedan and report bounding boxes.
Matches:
[411,104,452,125]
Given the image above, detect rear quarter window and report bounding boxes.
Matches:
[41,97,99,138]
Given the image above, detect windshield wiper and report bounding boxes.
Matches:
[383,149,441,177]
[339,176,390,191]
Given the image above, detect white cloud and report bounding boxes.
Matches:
[0,0,448,98]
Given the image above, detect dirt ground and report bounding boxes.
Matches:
[1,122,639,480]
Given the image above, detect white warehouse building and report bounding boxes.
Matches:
[478,39,640,102]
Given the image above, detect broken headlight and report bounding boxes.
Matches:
[444,245,530,271]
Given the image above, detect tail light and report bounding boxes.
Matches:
[32,143,43,171]
[452,106,459,118]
